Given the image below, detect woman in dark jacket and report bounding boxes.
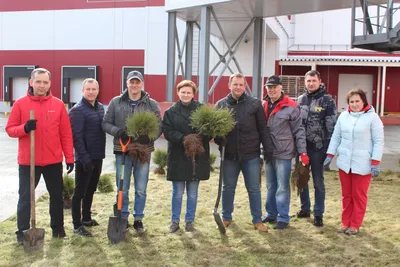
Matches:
[162,80,211,233]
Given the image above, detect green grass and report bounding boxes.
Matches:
[0,171,399,266]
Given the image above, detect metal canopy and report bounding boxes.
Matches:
[166,0,388,39]
[165,0,390,103]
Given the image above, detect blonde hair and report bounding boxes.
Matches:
[82,78,99,88]
[176,80,197,94]
[229,73,246,84]
[31,68,51,80]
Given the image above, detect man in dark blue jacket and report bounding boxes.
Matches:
[69,78,106,236]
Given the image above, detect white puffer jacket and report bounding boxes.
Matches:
[327,106,384,175]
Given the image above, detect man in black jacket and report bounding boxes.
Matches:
[296,70,337,227]
[69,78,106,236]
[215,73,273,232]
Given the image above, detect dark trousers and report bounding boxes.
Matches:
[299,149,326,216]
[72,159,103,228]
[17,163,64,234]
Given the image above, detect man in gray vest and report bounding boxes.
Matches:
[102,71,162,233]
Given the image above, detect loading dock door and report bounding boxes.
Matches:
[121,66,144,93]
[338,74,373,112]
[62,66,98,106]
[70,78,86,106]
[3,65,37,102]
[12,77,29,101]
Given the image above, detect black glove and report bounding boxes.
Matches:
[263,152,273,164]
[24,119,37,133]
[214,136,227,147]
[66,163,74,174]
[117,129,129,141]
[83,162,93,172]
[135,135,151,144]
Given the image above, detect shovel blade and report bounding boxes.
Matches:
[107,216,128,244]
[23,228,45,252]
[213,209,226,234]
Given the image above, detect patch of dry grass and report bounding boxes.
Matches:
[0,171,399,266]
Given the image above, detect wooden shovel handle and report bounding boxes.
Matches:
[30,110,36,228]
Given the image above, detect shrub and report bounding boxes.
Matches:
[153,149,168,175]
[63,175,75,209]
[98,173,114,193]
[126,111,160,140]
[63,175,75,200]
[190,106,235,138]
[210,153,217,172]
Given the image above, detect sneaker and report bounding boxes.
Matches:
[336,227,348,233]
[253,222,268,232]
[274,221,289,230]
[296,210,311,218]
[74,226,93,237]
[52,227,67,239]
[262,217,277,224]
[133,220,146,233]
[345,228,359,235]
[82,219,99,227]
[185,222,195,232]
[314,216,324,227]
[169,222,180,233]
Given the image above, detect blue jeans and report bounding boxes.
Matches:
[115,154,150,220]
[299,150,326,217]
[264,159,292,223]
[222,157,262,224]
[171,181,200,223]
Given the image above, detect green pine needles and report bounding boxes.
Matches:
[62,175,74,200]
[152,149,168,175]
[126,111,159,139]
[190,105,235,137]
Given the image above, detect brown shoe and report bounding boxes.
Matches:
[222,221,231,228]
[254,222,268,232]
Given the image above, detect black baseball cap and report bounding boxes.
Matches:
[127,70,144,82]
[265,75,282,86]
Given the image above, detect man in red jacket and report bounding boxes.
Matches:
[6,68,74,245]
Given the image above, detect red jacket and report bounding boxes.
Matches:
[6,90,74,166]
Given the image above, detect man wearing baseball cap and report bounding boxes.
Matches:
[102,70,162,233]
[262,75,308,229]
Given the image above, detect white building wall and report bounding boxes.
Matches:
[274,5,400,52]
[264,38,279,76]
[0,5,280,79]
[265,16,290,58]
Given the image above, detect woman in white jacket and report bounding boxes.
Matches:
[324,89,384,235]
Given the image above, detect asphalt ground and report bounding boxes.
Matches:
[1,113,399,222]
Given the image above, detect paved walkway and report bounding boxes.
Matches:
[1,113,399,222]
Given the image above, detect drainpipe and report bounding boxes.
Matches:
[380,66,387,116]
[376,66,381,114]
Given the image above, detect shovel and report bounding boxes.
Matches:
[107,137,131,244]
[213,145,226,234]
[23,110,45,252]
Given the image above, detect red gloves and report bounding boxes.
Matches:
[300,153,310,166]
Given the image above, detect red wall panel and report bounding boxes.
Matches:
[0,50,257,105]
[0,50,145,104]
[279,65,398,110]
[385,67,400,113]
